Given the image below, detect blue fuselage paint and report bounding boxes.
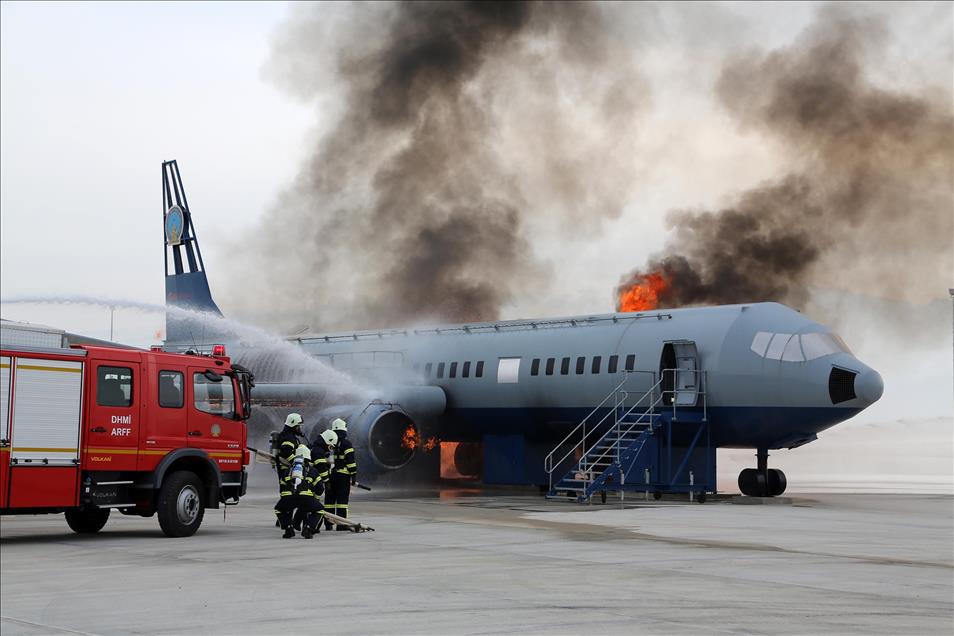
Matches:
[269,301,882,452]
[438,405,862,448]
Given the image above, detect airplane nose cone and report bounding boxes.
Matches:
[856,369,884,404]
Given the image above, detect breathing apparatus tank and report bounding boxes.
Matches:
[290,444,310,489]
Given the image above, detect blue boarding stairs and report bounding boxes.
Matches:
[544,368,713,504]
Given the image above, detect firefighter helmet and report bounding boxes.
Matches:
[331,418,347,432]
[296,444,311,460]
[319,429,338,449]
[284,413,303,428]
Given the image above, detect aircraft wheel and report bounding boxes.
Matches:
[767,469,787,496]
[738,468,766,497]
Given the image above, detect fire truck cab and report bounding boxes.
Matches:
[0,322,254,537]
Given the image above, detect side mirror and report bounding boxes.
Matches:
[204,370,224,383]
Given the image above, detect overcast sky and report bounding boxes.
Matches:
[1,2,951,489]
[2,2,949,312]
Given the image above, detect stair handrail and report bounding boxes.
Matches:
[544,370,655,487]
[543,372,629,477]
[580,379,664,473]
[586,368,709,494]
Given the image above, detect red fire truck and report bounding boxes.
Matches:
[0,322,254,537]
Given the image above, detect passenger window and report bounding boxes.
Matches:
[476,361,484,378]
[545,358,555,375]
[625,354,636,371]
[608,355,619,373]
[158,370,183,408]
[450,362,458,378]
[193,372,234,417]
[575,357,585,374]
[531,358,540,376]
[497,358,521,384]
[424,362,433,377]
[462,361,471,378]
[437,363,445,379]
[591,356,602,374]
[97,366,133,407]
[560,357,570,375]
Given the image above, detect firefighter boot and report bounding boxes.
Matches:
[282,527,295,539]
[301,526,314,539]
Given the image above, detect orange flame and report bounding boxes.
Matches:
[401,425,440,452]
[618,272,668,312]
[401,426,417,449]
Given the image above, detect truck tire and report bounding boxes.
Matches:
[65,507,110,534]
[157,470,205,538]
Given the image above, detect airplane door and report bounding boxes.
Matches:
[0,356,11,508]
[661,341,700,407]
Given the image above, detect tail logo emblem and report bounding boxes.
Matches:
[165,205,184,246]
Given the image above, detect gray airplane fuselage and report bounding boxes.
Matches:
[284,302,883,450]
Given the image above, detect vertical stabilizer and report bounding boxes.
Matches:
[163,160,222,343]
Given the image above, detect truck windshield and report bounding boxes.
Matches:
[193,372,234,418]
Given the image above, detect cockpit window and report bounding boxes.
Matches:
[750,331,772,357]
[765,333,792,360]
[782,335,804,362]
[751,331,851,361]
[800,332,851,360]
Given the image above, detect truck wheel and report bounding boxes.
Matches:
[157,470,205,537]
[65,507,110,534]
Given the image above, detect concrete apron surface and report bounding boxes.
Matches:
[1,491,952,635]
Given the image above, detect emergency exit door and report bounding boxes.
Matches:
[660,341,700,407]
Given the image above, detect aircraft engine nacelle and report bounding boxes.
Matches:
[316,385,447,473]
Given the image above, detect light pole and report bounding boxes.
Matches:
[109,305,115,342]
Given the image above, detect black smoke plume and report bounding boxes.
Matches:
[242,2,647,331]
[617,5,953,310]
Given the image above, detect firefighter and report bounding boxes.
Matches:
[324,418,358,530]
[311,429,338,486]
[274,444,324,539]
[272,413,305,528]
[293,429,337,532]
[276,413,305,476]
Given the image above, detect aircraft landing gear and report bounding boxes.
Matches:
[738,448,787,497]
